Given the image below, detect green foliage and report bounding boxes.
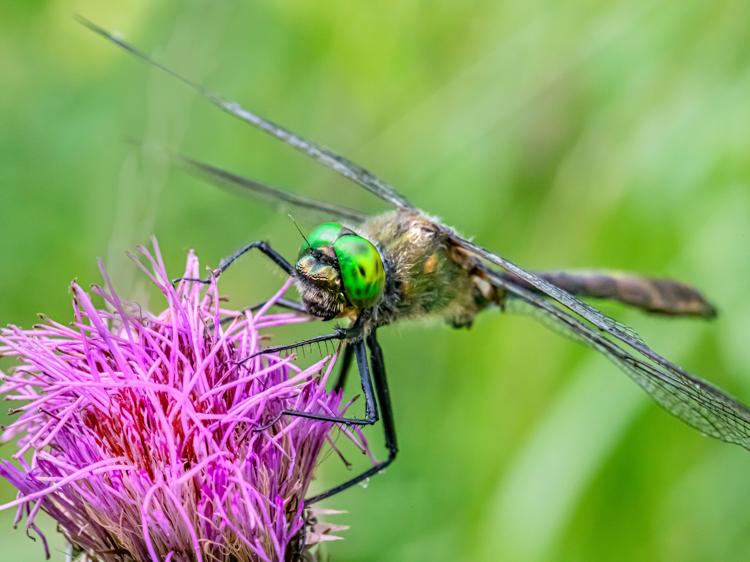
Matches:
[2,1,750,560]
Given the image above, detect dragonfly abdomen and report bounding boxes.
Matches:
[511,271,717,318]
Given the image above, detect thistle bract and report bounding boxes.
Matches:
[0,241,358,561]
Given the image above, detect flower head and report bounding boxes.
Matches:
[0,241,360,561]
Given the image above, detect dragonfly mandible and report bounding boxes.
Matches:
[79,17,750,504]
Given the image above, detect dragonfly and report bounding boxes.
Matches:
[79,17,750,505]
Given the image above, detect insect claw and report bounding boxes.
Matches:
[172,275,212,287]
[252,412,283,433]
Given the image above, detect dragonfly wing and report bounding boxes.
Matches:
[458,237,667,348]
[177,154,367,223]
[78,16,414,211]
[482,262,750,448]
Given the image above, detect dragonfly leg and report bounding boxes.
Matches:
[173,240,294,285]
[237,326,356,365]
[241,315,365,363]
[220,298,310,326]
[306,330,398,504]
[333,343,355,392]
[256,339,378,430]
[248,297,308,314]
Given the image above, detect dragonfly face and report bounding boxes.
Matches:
[295,222,386,319]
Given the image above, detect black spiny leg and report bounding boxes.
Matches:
[240,315,365,364]
[174,240,294,284]
[239,327,351,365]
[250,298,308,314]
[367,330,398,464]
[220,298,310,326]
[306,330,399,504]
[258,339,378,428]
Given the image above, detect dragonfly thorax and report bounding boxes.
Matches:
[295,222,386,319]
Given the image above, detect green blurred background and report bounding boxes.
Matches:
[2,1,750,560]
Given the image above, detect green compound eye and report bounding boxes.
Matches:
[333,234,385,308]
[299,222,343,257]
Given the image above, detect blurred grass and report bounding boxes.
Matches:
[2,1,750,560]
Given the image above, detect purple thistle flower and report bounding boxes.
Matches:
[0,241,363,561]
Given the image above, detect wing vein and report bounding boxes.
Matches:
[491,267,750,447]
[77,16,413,210]
[177,155,367,223]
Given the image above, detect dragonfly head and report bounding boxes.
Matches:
[295,222,386,319]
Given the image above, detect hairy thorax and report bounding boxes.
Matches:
[359,210,489,328]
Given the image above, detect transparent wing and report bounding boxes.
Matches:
[177,154,367,223]
[486,264,750,448]
[77,16,413,210]
[459,237,666,349]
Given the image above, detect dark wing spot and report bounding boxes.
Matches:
[358,265,366,276]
